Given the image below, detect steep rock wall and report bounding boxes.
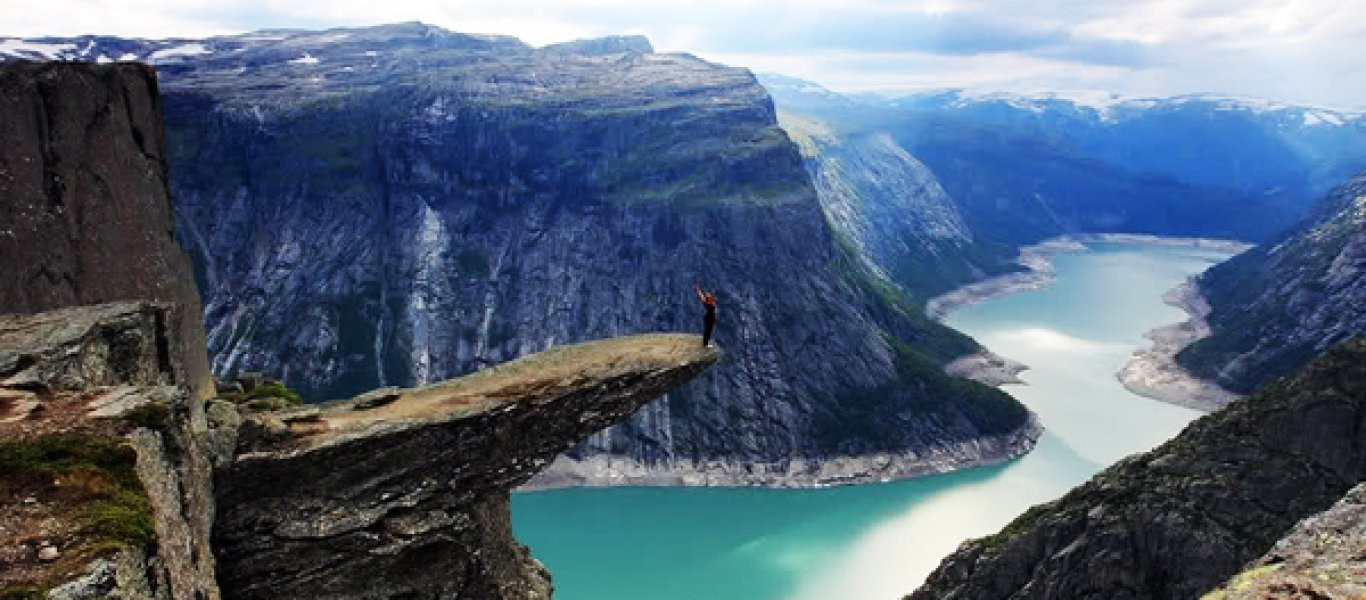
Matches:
[14,24,1036,486]
[908,338,1366,600]
[0,62,219,600]
[1179,172,1366,393]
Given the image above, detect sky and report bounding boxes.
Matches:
[2,0,1364,109]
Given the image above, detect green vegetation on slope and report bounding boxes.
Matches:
[0,435,155,548]
[0,435,155,595]
[810,225,1031,454]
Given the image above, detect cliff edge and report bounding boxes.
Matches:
[1,62,219,600]
[1204,481,1366,600]
[908,338,1366,600]
[213,334,718,599]
[0,60,719,599]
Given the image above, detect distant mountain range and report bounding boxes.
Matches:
[762,74,1366,248]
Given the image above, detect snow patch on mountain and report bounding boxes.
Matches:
[149,43,209,62]
[0,39,76,59]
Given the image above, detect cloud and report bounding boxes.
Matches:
[1,0,1362,108]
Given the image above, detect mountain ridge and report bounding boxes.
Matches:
[909,337,1366,600]
[0,24,1040,487]
[1178,171,1366,393]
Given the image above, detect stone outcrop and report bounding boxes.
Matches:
[0,62,219,600]
[214,334,717,599]
[1179,171,1366,393]
[1,303,718,599]
[0,303,218,600]
[1204,482,1366,600]
[0,61,210,398]
[908,338,1366,600]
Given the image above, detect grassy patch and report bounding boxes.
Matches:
[0,434,155,552]
[244,381,302,406]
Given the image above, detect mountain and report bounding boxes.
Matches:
[0,24,1037,486]
[777,110,1018,304]
[1177,171,1366,393]
[761,76,1366,248]
[908,338,1366,600]
[882,90,1366,201]
[0,61,720,599]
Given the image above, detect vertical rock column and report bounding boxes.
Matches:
[0,62,219,600]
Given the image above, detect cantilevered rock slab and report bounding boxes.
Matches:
[213,333,717,600]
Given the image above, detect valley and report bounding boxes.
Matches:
[1,13,1364,599]
[512,240,1236,599]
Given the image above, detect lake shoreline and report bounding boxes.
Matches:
[931,233,1249,406]
[926,233,1251,323]
[1115,278,1243,411]
[519,412,1043,491]
[924,237,1085,322]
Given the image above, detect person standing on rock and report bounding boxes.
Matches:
[694,284,717,347]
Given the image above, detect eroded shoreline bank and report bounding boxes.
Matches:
[1116,278,1244,411]
[519,413,1043,491]
[930,233,1248,410]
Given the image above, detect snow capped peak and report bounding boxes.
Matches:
[1302,109,1346,127]
[0,39,77,60]
[887,88,1365,126]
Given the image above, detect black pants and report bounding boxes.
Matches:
[702,310,716,347]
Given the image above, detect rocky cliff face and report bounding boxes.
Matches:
[761,75,1316,248]
[777,110,1016,304]
[0,62,219,600]
[7,24,1036,486]
[0,61,724,596]
[1178,172,1366,393]
[1,304,720,599]
[908,338,1366,600]
[0,61,210,398]
[1204,482,1366,600]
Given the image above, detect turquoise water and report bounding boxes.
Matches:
[511,242,1235,600]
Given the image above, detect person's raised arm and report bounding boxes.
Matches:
[694,284,706,302]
